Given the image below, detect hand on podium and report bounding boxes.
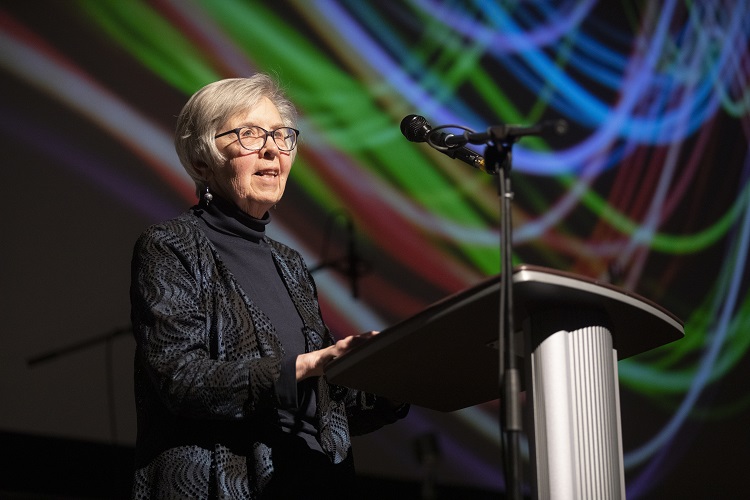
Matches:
[296,331,379,380]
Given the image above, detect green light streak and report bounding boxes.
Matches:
[78,0,750,291]
[559,173,750,254]
[197,0,501,272]
[620,275,750,396]
[77,0,218,94]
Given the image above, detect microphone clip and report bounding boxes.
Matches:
[452,119,569,146]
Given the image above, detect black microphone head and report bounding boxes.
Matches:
[400,114,431,142]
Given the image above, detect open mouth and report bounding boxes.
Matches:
[254,169,279,177]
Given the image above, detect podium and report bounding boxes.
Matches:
[325,265,684,499]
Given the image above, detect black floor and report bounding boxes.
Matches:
[0,431,503,499]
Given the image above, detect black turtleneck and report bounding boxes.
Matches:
[193,195,321,452]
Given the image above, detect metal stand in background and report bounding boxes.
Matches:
[27,326,131,442]
[28,326,132,497]
[309,209,370,299]
[27,327,131,367]
[414,432,442,500]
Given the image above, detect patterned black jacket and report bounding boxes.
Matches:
[130,210,407,499]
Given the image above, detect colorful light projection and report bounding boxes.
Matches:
[1,1,748,497]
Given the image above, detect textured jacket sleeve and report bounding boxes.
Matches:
[131,219,281,420]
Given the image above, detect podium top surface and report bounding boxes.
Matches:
[325,265,684,412]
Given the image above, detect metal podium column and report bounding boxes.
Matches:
[524,309,626,500]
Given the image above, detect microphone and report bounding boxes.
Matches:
[400,114,489,173]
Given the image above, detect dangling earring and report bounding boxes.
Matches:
[203,185,213,206]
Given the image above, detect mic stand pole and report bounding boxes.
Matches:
[484,132,523,500]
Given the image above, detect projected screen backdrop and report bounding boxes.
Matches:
[2,1,748,498]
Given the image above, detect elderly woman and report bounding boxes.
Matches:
[130,74,408,498]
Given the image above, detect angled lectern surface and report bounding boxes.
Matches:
[325,265,684,412]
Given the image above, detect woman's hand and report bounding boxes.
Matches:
[296,331,378,381]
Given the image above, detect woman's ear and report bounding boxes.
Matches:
[194,161,213,183]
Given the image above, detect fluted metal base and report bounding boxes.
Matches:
[524,309,626,500]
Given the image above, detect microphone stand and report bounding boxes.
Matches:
[27,326,132,447]
[460,119,564,498]
[404,114,566,497]
[309,210,370,299]
[483,128,523,500]
[27,326,132,367]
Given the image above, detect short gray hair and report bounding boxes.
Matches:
[174,74,298,194]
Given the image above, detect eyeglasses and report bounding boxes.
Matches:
[215,126,300,152]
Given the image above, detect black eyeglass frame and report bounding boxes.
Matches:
[214,126,300,151]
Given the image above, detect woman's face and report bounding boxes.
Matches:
[211,97,294,218]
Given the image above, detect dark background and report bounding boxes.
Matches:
[1,1,748,498]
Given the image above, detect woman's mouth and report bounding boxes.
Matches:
[254,169,278,177]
